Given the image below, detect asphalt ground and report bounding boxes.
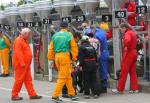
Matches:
[0,77,150,103]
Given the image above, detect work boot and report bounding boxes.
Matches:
[4,74,10,77]
[62,94,69,98]
[70,95,79,101]
[30,95,42,99]
[129,90,139,94]
[93,95,99,99]
[52,97,62,102]
[100,88,107,93]
[11,96,23,101]
[111,89,123,94]
[84,95,90,99]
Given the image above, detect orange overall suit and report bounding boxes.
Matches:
[12,35,37,98]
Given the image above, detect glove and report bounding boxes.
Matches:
[49,60,54,69]
[72,61,77,67]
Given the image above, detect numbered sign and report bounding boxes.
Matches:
[75,15,86,22]
[49,14,61,21]
[34,22,42,27]
[102,14,112,22]
[17,22,25,27]
[0,24,4,29]
[43,19,52,24]
[26,22,34,27]
[4,25,11,30]
[136,5,147,14]
[62,17,72,23]
[115,10,126,18]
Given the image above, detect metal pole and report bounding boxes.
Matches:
[143,34,147,79]
[112,0,121,79]
[147,0,150,81]
[43,24,49,76]
[47,25,52,81]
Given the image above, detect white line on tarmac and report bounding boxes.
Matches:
[0,87,86,103]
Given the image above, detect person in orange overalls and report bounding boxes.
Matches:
[48,22,78,102]
[112,23,139,93]
[0,30,11,77]
[120,0,137,26]
[11,28,42,101]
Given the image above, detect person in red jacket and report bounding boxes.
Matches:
[120,0,137,26]
[112,23,139,93]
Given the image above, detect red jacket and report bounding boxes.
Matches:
[121,2,137,26]
[106,29,113,40]
[123,29,137,51]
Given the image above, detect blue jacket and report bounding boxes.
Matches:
[95,28,109,60]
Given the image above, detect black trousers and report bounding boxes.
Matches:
[83,71,99,95]
[82,60,100,95]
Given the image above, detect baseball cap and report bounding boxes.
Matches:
[81,35,89,41]
[84,28,93,35]
[60,21,68,28]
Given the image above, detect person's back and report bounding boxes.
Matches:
[123,29,137,51]
[52,31,72,53]
[78,36,100,98]
[79,42,97,61]
[95,28,108,53]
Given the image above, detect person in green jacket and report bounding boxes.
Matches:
[0,30,11,77]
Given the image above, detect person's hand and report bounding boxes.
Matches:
[72,61,77,67]
[49,60,54,69]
